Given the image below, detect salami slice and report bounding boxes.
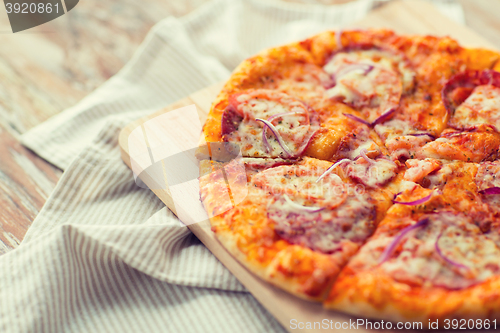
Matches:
[222,89,319,158]
[323,47,415,124]
[443,70,500,131]
[252,164,375,254]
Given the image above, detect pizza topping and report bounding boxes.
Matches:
[476,161,500,190]
[450,85,500,131]
[403,159,442,183]
[269,194,375,254]
[252,164,346,207]
[222,89,318,158]
[221,105,244,136]
[333,63,374,83]
[251,163,376,254]
[374,118,437,161]
[345,155,398,188]
[408,132,436,140]
[377,211,500,289]
[256,118,295,157]
[323,48,415,123]
[335,127,381,160]
[342,112,370,126]
[393,191,436,206]
[378,218,429,265]
[416,130,500,163]
[343,107,396,127]
[435,232,469,270]
[282,194,325,213]
[480,187,500,195]
[356,148,375,165]
[374,118,414,140]
[442,69,500,115]
[316,159,351,183]
[371,107,396,126]
[475,161,500,214]
[424,163,454,189]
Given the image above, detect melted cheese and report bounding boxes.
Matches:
[324,50,414,93]
[476,161,500,190]
[374,119,414,141]
[346,158,398,188]
[252,164,345,206]
[352,211,500,290]
[226,92,314,158]
[380,213,500,289]
[403,158,442,183]
[252,163,375,254]
[268,194,374,254]
[323,49,414,123]
[452,85,500,130]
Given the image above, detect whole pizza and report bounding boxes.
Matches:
[199,29,500,324]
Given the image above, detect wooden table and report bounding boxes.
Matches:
[0,0,497,254]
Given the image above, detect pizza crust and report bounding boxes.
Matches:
[199,28,500,322]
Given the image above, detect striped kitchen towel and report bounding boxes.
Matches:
[3,0,464,332]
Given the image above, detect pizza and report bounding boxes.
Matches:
[199,29,500,324]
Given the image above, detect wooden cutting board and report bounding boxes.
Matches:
[119,1,497,332]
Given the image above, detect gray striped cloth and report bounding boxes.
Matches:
[6,0,463,332]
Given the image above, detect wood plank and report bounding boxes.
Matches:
[0,0,184,133]
[460,0,500,49]
[120,1,499,332]
[0,0,209,253]
[0,123,61,254]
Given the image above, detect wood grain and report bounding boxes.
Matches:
[119,2,500,332]
[0,0,205,253]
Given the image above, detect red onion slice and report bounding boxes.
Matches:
[266,111,305,123]
[479,187,500,195]
[393,191,434,206]
[393,191,402,200]
[283,194,325,213]
[378,218,429,265]
[342,113,370,126]
[262,111,306,153]
[333,64,374,85]
[358,148,375,165]
[408,132,436,140]
[343,107,395,127]
[352,149,377,161]
[294,127,319,156]
[372,107,396,126]
[316,159,351,183]
[256,118,294,157]
[435,232,469,270]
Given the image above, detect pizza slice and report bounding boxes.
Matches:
[324,188,500,323]
[201,156,395,300]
